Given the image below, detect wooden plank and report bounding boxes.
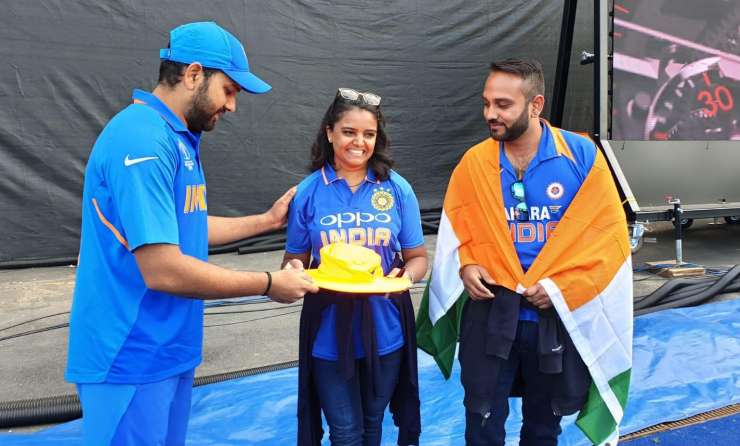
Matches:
[658,267,706,278]
[644,260,706,277]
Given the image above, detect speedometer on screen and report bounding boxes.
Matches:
[611,0,739,140]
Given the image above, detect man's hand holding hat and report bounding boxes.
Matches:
[268,260,317,303]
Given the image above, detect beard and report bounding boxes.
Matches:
[185,80,223,133]
[488,105,530,142]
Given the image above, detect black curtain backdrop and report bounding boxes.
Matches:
[0,0,594,262]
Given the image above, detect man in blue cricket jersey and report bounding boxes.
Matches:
[66,21,317,446]
[458,59,593,445]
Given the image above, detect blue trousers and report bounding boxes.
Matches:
[76,369,194,446]
[465,321,563,446]
[313,349,403,446]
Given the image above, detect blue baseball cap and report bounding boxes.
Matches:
[160,21,271,94]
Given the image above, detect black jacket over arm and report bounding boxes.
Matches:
[458,285,591,419]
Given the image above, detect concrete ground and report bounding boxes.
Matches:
[1,219,739,431]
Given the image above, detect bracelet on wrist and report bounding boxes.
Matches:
[263,271,272,296]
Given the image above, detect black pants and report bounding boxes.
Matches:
[464,321,562,446]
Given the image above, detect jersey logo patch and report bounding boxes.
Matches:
[371,187,394,212]
[178,140,194,171]
[124,155,158,167]
[546,182,564,200]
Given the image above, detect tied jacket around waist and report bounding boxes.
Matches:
[297,290,421,445]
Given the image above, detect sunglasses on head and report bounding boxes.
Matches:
[336,88,382,106]
[510,180,529,222]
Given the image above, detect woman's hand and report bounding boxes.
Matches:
[386,267,411,281]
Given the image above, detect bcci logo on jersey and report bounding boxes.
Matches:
[371,187,394,212]
[546,182,564,200]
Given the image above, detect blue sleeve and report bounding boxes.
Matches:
[285,180,312,254]
[394,173,425,249]
[105,128,179,251]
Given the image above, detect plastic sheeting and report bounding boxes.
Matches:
[3,298,739,445]
[0,0,595,262]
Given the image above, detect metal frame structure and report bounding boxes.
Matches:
[593,0,740,226]
[550,0,578,127]
[549,0,740,257]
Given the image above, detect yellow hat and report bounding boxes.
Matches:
[306,243,411,294]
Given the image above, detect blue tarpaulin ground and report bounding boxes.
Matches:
[3,298,739,445]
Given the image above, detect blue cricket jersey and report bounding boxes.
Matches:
[66,90,209,384]
[500,122,596,321]
[286,164,424,360]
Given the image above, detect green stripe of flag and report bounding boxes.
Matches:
[576,368,631,445]
[415,277,468,380]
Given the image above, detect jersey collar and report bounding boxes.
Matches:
[320,163,381,186]
[499,120,558,178]
[132,89,192,135]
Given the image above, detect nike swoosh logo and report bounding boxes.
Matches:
[124,155,159,167]
[551,344,563,353]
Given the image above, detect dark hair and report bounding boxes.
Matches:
[157,43,220,88]
[309,94,393,180]
[489,58,545,100]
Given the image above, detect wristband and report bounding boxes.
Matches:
[263,271,272,296]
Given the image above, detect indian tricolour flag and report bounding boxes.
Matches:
[417,132,633,446]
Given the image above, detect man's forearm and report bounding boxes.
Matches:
[207,214,279,246]
[164,255,271,299]
[136,244,269,299]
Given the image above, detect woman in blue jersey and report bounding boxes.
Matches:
[284,88,428,446]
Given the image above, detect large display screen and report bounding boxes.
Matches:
[611,0,739,140]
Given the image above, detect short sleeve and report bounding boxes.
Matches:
[105,130,179,251]
[285,181,312,254]
[394,175,425,249]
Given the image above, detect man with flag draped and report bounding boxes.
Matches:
[416,59,633,446]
